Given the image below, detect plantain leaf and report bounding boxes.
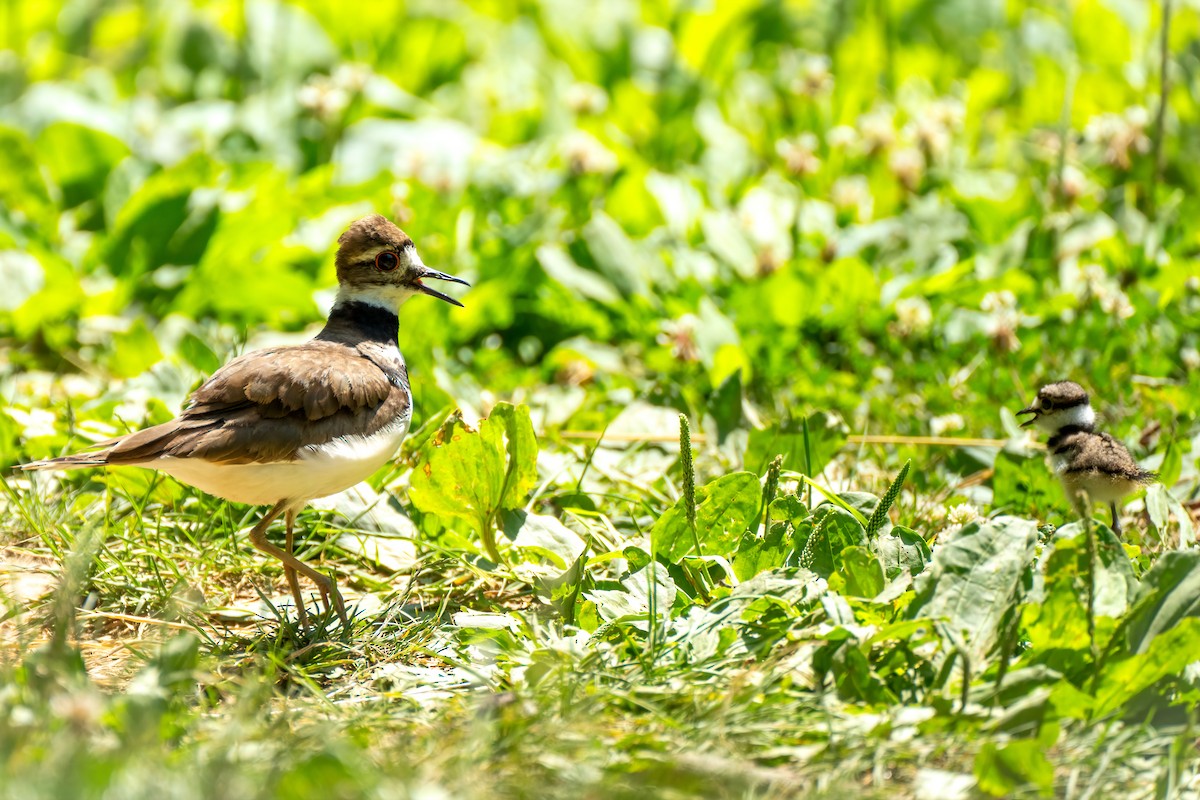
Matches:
[409,402,539,562]
[652,472,760,564]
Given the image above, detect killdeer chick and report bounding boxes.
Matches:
[1016,381,1155,534]
[19,215,468,628]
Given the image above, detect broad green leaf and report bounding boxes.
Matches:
[245,0,336,79]
[768,495,808,529]
[0,251,45,312]
[0,125,55,231]
[175,175,313,324]
[178,332,222,376]
[582,210,652,297]
[907,517,1038,659]
[838,546,885,598]
[1157,440,1183,488]
[707,368,743,442]
[1021,527,1132,672]
[585,565,677,626]
[732,524,790,582]
[1144,484,1190,545]
[1093,617,1200,718]
[1049,524,1136,618]
[794,506,867,578]
[34,122,129,208]
[99,153,216,278]
[652,472,760,563]
[105,318,164,378]
[876,525,932,580]
[1125,550,1200,654]
[535,243,620,305]
[992,451,1061,518]
[745,410,848,476]
[974,739,1054,798]
[503,509,586,571]
[409,403,539,562]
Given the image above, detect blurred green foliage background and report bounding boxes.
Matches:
[2,0,1197,464]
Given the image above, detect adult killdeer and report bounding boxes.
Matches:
[1016,381,1156,534]
[19,215,468,627]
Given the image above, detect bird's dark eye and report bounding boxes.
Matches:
[1043,400,1055,410]
[375,251,400,272]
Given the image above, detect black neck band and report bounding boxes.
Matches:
[320,301,399,345]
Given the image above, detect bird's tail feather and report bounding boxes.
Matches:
[17,443,117,472]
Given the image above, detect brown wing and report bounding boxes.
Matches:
[103,341,410,465]
[1065,432,1153,483]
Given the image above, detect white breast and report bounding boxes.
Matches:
[151,418,411,506]
[1060,472,1139,505]
[1049,452,1072,475]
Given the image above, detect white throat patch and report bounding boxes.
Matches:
[1035,403,1095,434]
[335,283,416,311]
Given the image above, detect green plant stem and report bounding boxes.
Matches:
[679,414,710,601]
[1150,0,1172,220]
[1085,513,1099,686]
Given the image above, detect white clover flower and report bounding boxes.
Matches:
[332,62,371,93]
[796,53,833,97]
[738,187,796,273]
[858,107,896,153]
[831,175,873,223]
[893,296,933,336]
[1083,107,1150,169]
[1099,290,1136,319]
[982,290,1021,352]
[908,116,951,159]
[945,503,981,534]
[980,290,1017,313]
[1125,105,1150,129]
[1080,263,1136,319]
[298,74,349,121]
[1052,164,1095,205]
[565,82,608,115]
[562,131,618,175]
[888,146,924,190]
[8,408,57,439]
[928,98,965,130]
[1031,129,1074,162]
[658,315,700,362]
[776,134,821,177]
[930,413,965,436]
[50,691,104,730]
[826,125,858,150]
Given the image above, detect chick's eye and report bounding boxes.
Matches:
[375,251,400,271]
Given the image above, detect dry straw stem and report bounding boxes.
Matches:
[558,431,1044,450]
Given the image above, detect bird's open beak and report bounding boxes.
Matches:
[1016,407,1039,428]
[414,268,470,307]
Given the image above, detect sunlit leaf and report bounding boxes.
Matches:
[974,739,1054,798]
[652,472,760,564]
[907,517,1038,659]
[409,403,539,562]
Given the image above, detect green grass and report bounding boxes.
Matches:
[3,0,1200,797]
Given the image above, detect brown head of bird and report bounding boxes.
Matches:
[333,214,469,309]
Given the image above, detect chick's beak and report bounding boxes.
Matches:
[1016,406,1039,428]
[414,268,470,307]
